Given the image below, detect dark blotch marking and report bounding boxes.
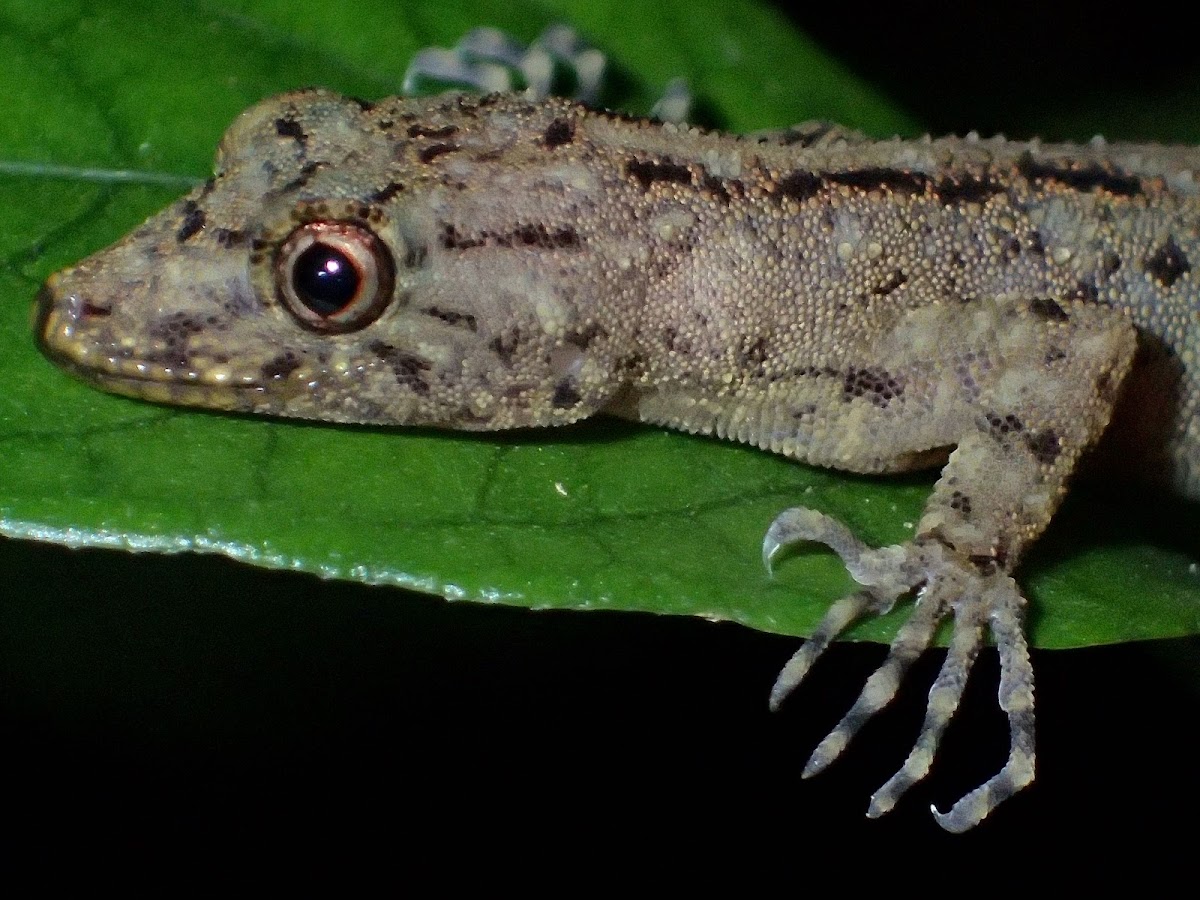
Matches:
[280,161,324,194]
[1096,370,1117,403]
[770,122,836,147]
[842,366,904,408]
[872,269,908,297]
[149,311,206,348]
[368,340,432,394]
[371,181,405,204]
[197,176,217,201]
[968,553,1004,575]
[1026,430,1061,466]
[1068,280,1099,304]
[176,201,206,242]
[349,96,374,111]
[1030,297,1070,321]
[617,352,647,376]
[552,380,582,409]
[214,228,247,248]
[1028,231,1046,256]
[261,351,302,380]
[662,327,676,352]
[543,118,575,148]
[950,491,973,516]
[986,412,1025,436]
[827,168,929,196]
[404,244,428,269]
[597,107,654,127]
[440,223,482,251]
[275,116,308,146]
[424,307,478,331]
[419,142,461,164]
[1017,152,1142,197]
[489,328,522,366]
[407,124,459,139]
[566,322,606,350]
[777,170,822,202]
[738,336,769,376]
[1144,236,1191,288]
[1102,251,1122,274]
[626,158,693,190]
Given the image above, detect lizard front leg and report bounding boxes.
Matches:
[766,297,1137,832]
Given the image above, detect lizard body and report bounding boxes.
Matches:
[34,90,1200,830]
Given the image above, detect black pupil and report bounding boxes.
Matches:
[293,243,361,316]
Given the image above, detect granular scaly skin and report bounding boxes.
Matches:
[34,90,1200,831]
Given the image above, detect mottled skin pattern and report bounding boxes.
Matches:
[35,90,1200,831]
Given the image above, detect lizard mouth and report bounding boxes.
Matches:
[33,281,266,412]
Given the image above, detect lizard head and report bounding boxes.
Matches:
[36,89,640,428]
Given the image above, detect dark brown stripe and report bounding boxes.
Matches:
[626,158,692,190]
[777,170,822,202]
[440,222,581,251]
[933,174,1005,205]
[827,168,929,196]
[1017,152,1142,197]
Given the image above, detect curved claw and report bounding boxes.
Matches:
[763,507,914,596]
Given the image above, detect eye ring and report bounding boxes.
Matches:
[275,221,395,333]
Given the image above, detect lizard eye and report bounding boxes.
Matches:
[275,221,395,333]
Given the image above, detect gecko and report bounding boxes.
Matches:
[32,87,1200,832]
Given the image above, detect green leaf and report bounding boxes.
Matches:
[1,0,1197,650]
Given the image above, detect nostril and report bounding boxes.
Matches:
[80,300,112,318]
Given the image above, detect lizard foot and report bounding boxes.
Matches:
[763,507,1035,832]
